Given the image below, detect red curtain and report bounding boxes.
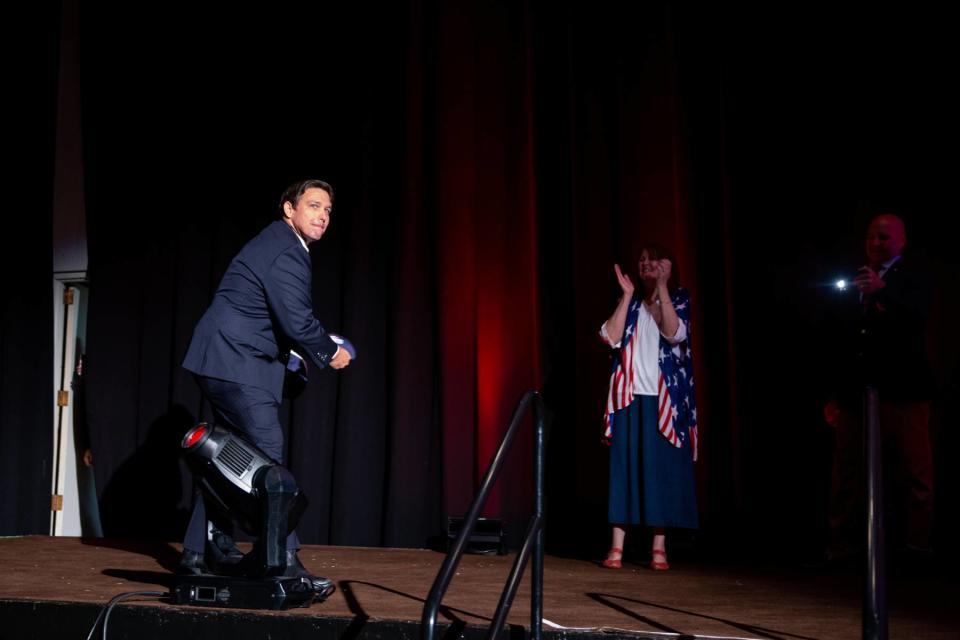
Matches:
[434,2,541,519]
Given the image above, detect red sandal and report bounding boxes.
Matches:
[602,547,623,569]
[650,548,669,571]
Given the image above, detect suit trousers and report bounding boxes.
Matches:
[829,399,934,553]
[183,376,300,553]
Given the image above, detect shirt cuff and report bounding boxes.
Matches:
[662,321,687,345]
[599,322,622,348]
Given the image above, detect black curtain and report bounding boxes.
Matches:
[0,3,61,536]
[78,0,739,550]
[728,8,960,562]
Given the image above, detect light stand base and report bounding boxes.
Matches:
[171,574,317,610]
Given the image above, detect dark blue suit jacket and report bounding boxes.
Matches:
[826,253,935,406]
[183,220,339,402]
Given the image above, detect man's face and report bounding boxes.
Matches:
[864,215,906,266]
[283,187,332,244]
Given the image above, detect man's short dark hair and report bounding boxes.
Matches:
[278,179,335,218]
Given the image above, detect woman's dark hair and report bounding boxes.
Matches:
[277,179,335,218]
[638,242,680,294]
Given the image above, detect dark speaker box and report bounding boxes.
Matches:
[446,517,508,555]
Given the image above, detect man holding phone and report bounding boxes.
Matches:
[823,213,936,564]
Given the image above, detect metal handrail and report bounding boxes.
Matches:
[421,390,546,640]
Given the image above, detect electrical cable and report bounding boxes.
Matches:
[83,590,166,640]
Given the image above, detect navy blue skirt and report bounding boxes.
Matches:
[608,395,699,529]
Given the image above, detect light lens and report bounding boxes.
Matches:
[182,424,208,449]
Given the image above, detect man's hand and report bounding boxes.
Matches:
[853,266,885,296]
[330,347,352,369]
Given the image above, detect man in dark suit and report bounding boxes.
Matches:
[824,213,935,562]
[179,179,352,578]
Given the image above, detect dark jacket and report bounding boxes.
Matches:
[826,253,935,406]
[182,220,338,401]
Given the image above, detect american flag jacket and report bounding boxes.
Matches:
[600,287,698,461]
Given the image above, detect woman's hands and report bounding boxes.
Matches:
[614,263,635,298]
[604,264,635,345]
[653,258,672,287]
[639,258,671,285]
[606,258,677,344]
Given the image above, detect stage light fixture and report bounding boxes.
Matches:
[180,422,307,578]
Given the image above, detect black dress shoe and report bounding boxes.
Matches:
[310,576,336,602]
[177,549,207,576]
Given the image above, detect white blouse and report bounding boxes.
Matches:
[600,299,687,397]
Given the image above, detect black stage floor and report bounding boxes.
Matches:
[0,536,956,639]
